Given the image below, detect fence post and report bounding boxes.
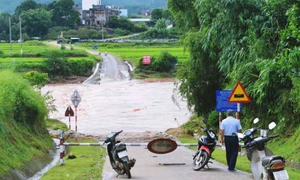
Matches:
[60,130,65,165]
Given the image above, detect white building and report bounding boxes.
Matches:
[82,0,99,10]
[120,9,128,17]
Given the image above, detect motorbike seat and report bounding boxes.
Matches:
[262,155,285,166]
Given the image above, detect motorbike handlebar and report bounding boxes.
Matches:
[243,134,279,148]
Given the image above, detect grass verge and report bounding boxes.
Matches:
[41,138,106,180]
[43,119,106,180]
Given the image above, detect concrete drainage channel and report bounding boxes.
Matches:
[28,148,60,180]
[1,140,60,180]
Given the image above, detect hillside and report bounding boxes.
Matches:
[0,0,167,14]
[0,70,54,179]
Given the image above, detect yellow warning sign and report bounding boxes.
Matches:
[228,82,251,103]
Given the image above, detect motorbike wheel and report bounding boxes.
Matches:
[193,151,209,171]
[110,160,123,175]
[123,162,131,179]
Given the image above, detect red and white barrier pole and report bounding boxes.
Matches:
[75,105,78,141]
[59,131,65,165]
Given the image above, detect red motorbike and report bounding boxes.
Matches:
[193,119,218,170]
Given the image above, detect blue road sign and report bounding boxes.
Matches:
[216,90,242,112]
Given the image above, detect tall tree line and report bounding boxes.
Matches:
[168,0,300,133]
[0,0,80,40]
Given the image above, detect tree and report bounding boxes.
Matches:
[167,0,199,30]
[155,18,167,29]
[51,0,81,27]
[21,8,52,37]
[151,8,163,22]
[14,0,39,17]
[169,0,300,131]
[0,12,10,40]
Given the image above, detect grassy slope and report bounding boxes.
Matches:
[0,70,53,177]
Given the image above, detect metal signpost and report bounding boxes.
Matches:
[71,90,81,140]
[216,90,242,132]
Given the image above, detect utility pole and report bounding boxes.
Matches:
[102,20,104,40]
[19,16,23,55]
[9,16,12,55]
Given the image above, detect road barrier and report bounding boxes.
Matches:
[58,131,197,165]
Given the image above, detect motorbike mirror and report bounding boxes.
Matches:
[268,122,276,130]
[253,118,259,124]
[203,118,208,124]
[237,133,244,139]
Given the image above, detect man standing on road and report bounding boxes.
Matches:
[220,109,242,172]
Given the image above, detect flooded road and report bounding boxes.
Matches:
[42,79,191,136]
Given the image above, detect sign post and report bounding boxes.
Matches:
[71,90,81,140]
[65,106,74,129]
[228,82,251,119]
[142,56,151,65]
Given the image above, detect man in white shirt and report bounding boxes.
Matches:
[220,109,242,172]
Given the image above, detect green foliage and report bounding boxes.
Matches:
[60,44,66,50]
[151,8,164,22]
[44,57,71,78]
[0,70,48,130]
[155,18,167,29]
[21,8,52,37]
[45,119,68,131]
[22,70,48,87]
[0,70,53,176]
[114,28,131,36]
[50,0,80,27]
[151,51,176,72]
[144,28,169,39]
[14,0,39,17]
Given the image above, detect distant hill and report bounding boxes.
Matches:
[0,0,167,14]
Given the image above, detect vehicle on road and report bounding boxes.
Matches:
[193,118,218,171]
[238,118,289,180]
[103,130,136,179]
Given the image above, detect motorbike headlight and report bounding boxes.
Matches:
[209,131,216,139]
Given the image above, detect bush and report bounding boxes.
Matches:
[151,51,177,72]
[22,71,48,87]
[44,57,71,78]
[0,70,48,129]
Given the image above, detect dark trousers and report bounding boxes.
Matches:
[224,136,239,170]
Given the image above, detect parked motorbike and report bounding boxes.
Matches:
[103,130,136,179]
[238,118,289,180]
[193,118,218,171]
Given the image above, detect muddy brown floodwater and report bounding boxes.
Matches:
[42,79,192,137]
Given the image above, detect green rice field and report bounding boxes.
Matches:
[75,42,190,66]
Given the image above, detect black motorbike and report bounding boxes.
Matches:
[103,130,136,179]
[193,119,218,171]
[238,118,289,180]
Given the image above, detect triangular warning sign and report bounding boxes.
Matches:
[228,82,251,103]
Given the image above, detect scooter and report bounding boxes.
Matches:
[193,118,218,171]
[103,130,136,179]
[238,118,289,180]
